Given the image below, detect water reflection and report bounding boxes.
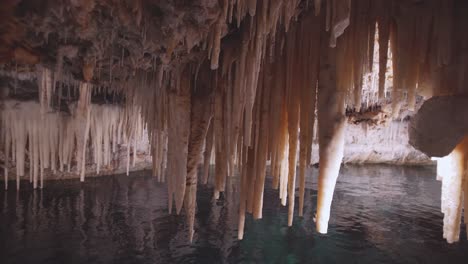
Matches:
[1,166,468,263]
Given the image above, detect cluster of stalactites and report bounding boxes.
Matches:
[1,68,146,190]
[337,0,468,244]
[126,0,312,242]
[196,1,347,239]
[435,136,468,243]
[315,0,468,113]
[206,0,303,71]
[168,0,468,241]
[204,0,453,115]
[228,9,324,239]
[4,0,468,243]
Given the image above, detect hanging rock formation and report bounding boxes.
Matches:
[410,96,468,158]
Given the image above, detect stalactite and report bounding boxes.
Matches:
[465,165,468,237]
[152,131,165,181]
[248,0,257,16]
[284,24,300,227]
[314,0,321,16]
[436,136,468,243]
[242,39,260,147]
[230,34,248,173]
[329,0,351,48]
[76,82,92,182]
[202,121,214,185]
[166,67,192,214]
[3,165,7,190]
[350,0,370,111]
[316,29,346,234]
[210,0,229,70]
[184,64,213,242]
[213,74,228,198]
[224,67,233,177]
[389,21,401,117]
[38,66,53,114]
[435,0,453,67]
[298,13,320,217]
[377,8,390,100]
[238,146,254,240]
[2,109,11,190]
[246,86,261,214]
[269,34,287,191]
[252,66,270,220]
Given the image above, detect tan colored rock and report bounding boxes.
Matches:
[409,95,468,157]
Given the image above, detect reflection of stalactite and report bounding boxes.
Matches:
[214,175,240,262]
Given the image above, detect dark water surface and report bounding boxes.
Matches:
[1,165,468,264]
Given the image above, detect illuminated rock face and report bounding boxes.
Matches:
[2,0,468,243]
[342,121,431,165]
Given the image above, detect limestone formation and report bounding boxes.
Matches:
[1,0,468,243]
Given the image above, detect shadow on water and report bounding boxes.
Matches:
[1,165,468,264]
